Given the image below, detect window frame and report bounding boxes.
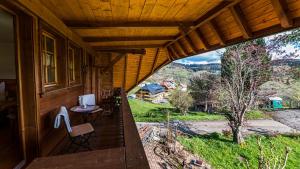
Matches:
[68,47,76,83]
[68,42,82,86]
[41,31,58,87]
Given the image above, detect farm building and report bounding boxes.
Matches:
[136,83,166,101]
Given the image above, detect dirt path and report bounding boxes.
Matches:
[270,109,300,131]
[137,119,298,136]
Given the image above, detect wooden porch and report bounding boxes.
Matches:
[27,89,149,169]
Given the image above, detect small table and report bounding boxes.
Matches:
[70,105,102,122]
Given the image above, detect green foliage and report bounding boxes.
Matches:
[178,135,300,169]
[189,72,220,111]
[169,90,194,115]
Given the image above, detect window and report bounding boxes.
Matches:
[68,47,75,82]
[42,32,57,86]
[68,43,82,85]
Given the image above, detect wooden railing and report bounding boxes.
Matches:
[120,89,150,169]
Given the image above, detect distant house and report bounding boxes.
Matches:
[136,83,165,101]
[160,79,176,91]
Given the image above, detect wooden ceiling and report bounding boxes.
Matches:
[38,0,300,91]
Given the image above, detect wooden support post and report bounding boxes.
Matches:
[151,48,160,73]
[136,54,143,85]
[271,0,293,28]
[230,5,252,39]
[208,20,225,45]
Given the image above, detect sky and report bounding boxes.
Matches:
[175,33,300,65]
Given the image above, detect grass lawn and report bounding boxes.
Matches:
[129,99,267,122]
[178,134,300,169]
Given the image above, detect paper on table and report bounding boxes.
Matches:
[0,82,5,101]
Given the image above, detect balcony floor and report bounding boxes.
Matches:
[50,108,124,155]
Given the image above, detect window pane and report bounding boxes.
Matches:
[46,36,54,53]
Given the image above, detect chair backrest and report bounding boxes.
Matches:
[54,106,72,133]
[79,94,96,106]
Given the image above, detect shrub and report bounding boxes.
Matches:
[169,90,193,115]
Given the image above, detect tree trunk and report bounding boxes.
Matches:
[231,125,244,144]
[205,99,208,112]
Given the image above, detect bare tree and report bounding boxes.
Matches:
[221,39,271,144]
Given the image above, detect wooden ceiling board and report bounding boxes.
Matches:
[113,57,125,87]
[214,9,243,40]
[89,40,168,47]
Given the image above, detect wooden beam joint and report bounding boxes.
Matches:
[271,0,293,28]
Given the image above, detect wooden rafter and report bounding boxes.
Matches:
[67,21,194,29]
[166,47,175,61]
[194,29,209,50]
[168,46,180,59]
[83,36,176,42]
[179,26,198,54]
[96,49,146,55]
[129,58,171,92]
[178,39,191,55]
[230,5,252,39]
[208,20,225,45]
[136,54,143,85]
[270,0,293,28]
[151,48,160,73]
[174,41,187,57]
[123,54,128,89]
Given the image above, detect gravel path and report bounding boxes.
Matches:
[137,119,298,136]
[270,109,300,131]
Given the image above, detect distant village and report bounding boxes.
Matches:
[129,79,187,104]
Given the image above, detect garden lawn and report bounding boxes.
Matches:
[129,99,267,122]
[129,99,223,122]
[178,135,300,169]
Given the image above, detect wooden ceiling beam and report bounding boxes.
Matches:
[230,5,252,39]
[271,0,293,28]
[96,49,146,55]
[66,21,193,29]
[208,20,225,45]
[151,48,160,73]
[93,45,162,50]
[83,36,176,42]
